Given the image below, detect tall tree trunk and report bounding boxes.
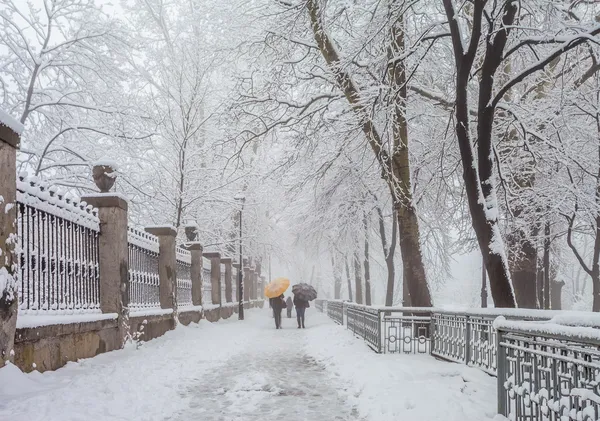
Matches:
[363,214,372,305]
[345,255,353,302]
[378,206,397,307]
[387,12,432,308]
[331,254,342,299]
[507,226,538,308]
[442,0,517,307]
[402,270,411,307]
[305,0,432,307]
[353,250,363,304]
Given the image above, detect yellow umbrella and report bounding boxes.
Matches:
[264,277,290,298]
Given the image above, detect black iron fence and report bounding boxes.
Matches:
[17,176,101,314]
[496,319,600,421]
[317,301,600,421]
[326,300,344,325]
[176,246,193,308]
[127,227,160,310]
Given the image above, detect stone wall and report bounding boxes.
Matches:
[14,318,120,373]
[128,313,176,342]
[12,302,262,373]
[178,309,203,326]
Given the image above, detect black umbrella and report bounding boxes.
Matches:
[292,283,318,301]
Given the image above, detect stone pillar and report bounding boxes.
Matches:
[145,226,177,309]
[222,258,233,303]
[204,252,221,305]
[243,266,251,302]
[185,242,203,306]
[82,195,129,319]
[0,121,20,363]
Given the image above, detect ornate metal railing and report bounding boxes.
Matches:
[382,308,432,354]
[496,319,600,421]
[318,300,595,421]
[346,304,382,352]
[16,175,101,314]
[127,227,160,310]
[315,299,324,312]
[176,246,192,308]
[327,300,344,325]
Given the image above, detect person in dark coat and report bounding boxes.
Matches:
[269,294,285,329]
[293,295,309,328]
[286,296,293,318]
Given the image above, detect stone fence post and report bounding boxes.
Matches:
[233,262,241,303]
[83,191,129,340]
[0,119,20,363]
[145,226,177,310]
[203,252,221,305]
[185,242,203,307]
[221,258,233,303]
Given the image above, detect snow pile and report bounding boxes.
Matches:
[494,315,600,342]
[17,174,100,231]
[127,226,159,253]
[0,363,42,397]
[304,313,497,421]
[17,313,117,329]
[0,109,24,135]
[177,305,202,312]
[92,159,118,171]
[128,308,173,318]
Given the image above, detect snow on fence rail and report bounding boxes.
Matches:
[127,227,160,310]
[16,174,101,315]
[175,245,192,307]
[318,301,600,421]
[495,318,600,421]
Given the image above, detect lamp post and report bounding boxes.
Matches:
[235,194,245,320]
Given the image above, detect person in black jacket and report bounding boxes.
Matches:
[293,296,309,328]
[269,294,285,329]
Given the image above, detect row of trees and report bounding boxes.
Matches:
[231,0,600,309]
[3,0,600,310]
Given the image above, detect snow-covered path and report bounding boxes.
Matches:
[165,314,360,421]
[0,309,497,421]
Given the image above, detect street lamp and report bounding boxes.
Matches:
[235,194,246,320]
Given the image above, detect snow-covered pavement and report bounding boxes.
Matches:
[0,309,497,421]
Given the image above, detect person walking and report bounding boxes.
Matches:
[269,294,285,329]
[293,295,309,328]
[286,296,293,318]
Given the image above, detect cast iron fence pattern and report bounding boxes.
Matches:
[346,304,382,352]
[176,246,193,307]
[327,300,344,325]
[127,227,160,309]
[383,309,432,354]
[497,325,600,421]
[317,301,598,421]
[17,176,101,314]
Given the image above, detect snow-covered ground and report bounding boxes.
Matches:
[0,309,497,421]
